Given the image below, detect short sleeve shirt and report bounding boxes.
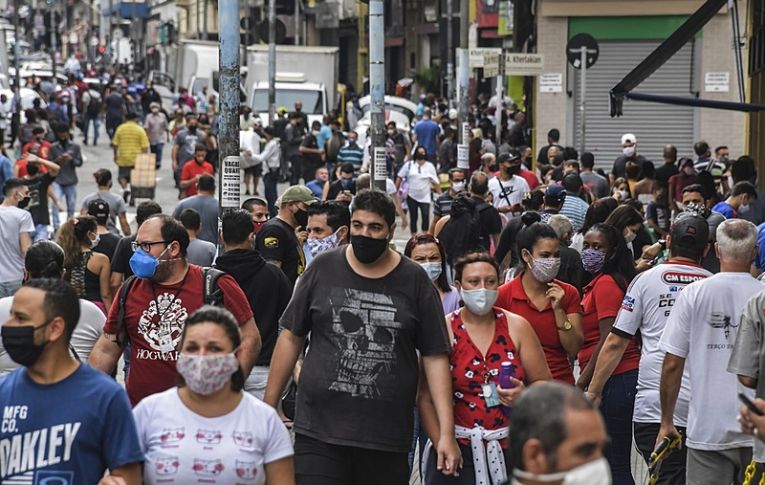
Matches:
[496,275,581,383]
[134,388,293,485]
[660,272,763,450]
[23,172,55,226]
[103,265,254,406]
[255,218,305,285]
[81,191,127,234]
[180,161,214,197]
[175,129,208,168]
[111,235,136,277]
[113,121,150,168]
[0,206,34,283]
[488,176,529,211]
[397,161,438,203]
[577,273,639,374]
[280,248,450,452]
[0,365,144,483]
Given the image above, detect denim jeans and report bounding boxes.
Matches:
[83,113,100,144]
[0,280,22,297]
[33,224,49,242]
[600,369,638,485]
[51,182,77,231]
[150,143,164,168]
[264,171,279,217]
[244,365,270,401]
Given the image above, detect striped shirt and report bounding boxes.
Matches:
[112,120,150,168]
[337,143,364,168]
[560,194,589,232]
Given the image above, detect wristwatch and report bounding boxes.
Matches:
[558,320,573,331]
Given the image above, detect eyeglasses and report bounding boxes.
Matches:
[131,240,169,252]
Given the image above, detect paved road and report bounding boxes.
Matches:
[72,123,414,248]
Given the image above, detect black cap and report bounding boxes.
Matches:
[670,212,709,252]
[498,151,521,164]
[87,198,110,224]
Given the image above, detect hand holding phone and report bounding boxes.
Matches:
[739,393,764,416]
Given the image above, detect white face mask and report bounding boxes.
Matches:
[739,203,751,214]
[419,262,442,281]
[623,146,636,157]
[452,181,466,192]
[460,288,498,316]
[618,190,630,200]
[513,457,611,485]
[624,229,637,244]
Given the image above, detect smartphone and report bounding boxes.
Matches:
[739,393,764,416]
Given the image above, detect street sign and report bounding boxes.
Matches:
[457,144,469,169]
[220,156,241,208]
[469,48,502,69]
[539,73,563,93]
[503,53,544,76]
[373,147,387,182]
[705,72,730,92]
[566,33,599,70]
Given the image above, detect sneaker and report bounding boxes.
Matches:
[123,188,130,204]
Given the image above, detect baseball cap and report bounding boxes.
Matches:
[498,151,521,164]
[670,212,709,252]
[277,185,318,206]
[621,133,637,145]
[87,198,110,224]
[544,184,567,204]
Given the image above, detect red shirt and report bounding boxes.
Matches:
[104,265,254,406]
[496,274,581,383]
[180,160,214,197]
[577,273,640,374]
[15,157,48,177]
[450,308,525,445]
[519,167,540,190]
[21,140,52,159]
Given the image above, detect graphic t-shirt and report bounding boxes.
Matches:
[103,265,253,405]
[488,176,530,212]
[660,272,763,450]
[255,218,305,285]
[175,129,208,169]
[0,364,144,484]
[613,262,711,426]
[134,388,293,485]
[23,173,55,225]
[281,247,450,452]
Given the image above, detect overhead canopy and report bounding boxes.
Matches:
[609,0,764,115]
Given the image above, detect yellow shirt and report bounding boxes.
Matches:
[112,120,150,167]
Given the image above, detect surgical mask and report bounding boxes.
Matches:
[739,203,751,214]
[306,231,341,257]
[1,320,52,367]
[528,256,561,283]
[581,248,607,275]
[624,229,637,244]
[387,129,396,135]
[351,234,389,264]
[452,181,466,192]
[151,107,159,113]
[90,234,100,248]
[460,288,498,316]
[619,190,630,200]
[512,457,611,485]
[623,146,636,157]
[683,166,695,176]
[129,246,169,280]
[348,138,357,145]
[176,352,239,395]
[419,262,442,281]
[312,130,320,136]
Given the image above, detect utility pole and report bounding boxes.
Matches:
[445,0,454,107]
[267,0,276,123]
[457,0,469,144]
[495,60,504,144]
[217,0,241,228]
[294,0,299,46]
[12,0,20,139]
[203,0,209,40]
[369,0,385,191]
[51,5,58,82]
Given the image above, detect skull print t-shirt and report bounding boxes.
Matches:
[280,246,451,453]
[133,387,293,485]
[104,265,254,406]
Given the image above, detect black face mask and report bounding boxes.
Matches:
[188,126,197,133]
[27,164,40,176]
[18,195,30,209]
[506,164,521,176]
[294,209,309,229]
[1,320,52,367]
[350,234,389,264]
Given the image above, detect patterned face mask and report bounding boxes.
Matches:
[306,231,341,258]
[176,352,239,396]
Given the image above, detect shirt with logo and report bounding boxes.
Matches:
[103,265,253,406]
[0,364,143,484]
[660,272,763,450]
[255,218,304,286]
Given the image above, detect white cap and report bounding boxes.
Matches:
[448,108,458,120]
[621,133,636,145]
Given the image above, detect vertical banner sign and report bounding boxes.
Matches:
[373,147,387,183]
[457,144,469,169]
[220,156,241,208]
[462,122,470,145]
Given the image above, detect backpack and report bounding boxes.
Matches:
[113,267,225,345]
[440,193,491,265]
[86,92,103,116]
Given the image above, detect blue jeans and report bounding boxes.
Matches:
[51,182,77,231]
[0,280,22,297]
[150,143,164,168]
[601,369,638,485]
[33,223,49,242]
[83,113,100,144]
[264,170,279,217]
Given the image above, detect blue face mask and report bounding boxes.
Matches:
[129,247,168,280]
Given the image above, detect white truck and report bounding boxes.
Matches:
[245,45,339,126]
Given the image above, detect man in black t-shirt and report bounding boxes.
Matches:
[263,190,462,484]
[299,120,324,183]
[255,185,316,285]
[21,154,60,242]
[430,167,466,233]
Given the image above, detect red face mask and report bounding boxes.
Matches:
[253,221,266,234]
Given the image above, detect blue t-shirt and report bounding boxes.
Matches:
[306,179,324,198]
[757,222,765,272]
[0,364,143,484]
[414,119,440,156]
[712,201,736,219]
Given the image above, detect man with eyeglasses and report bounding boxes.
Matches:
[89,214,262,406]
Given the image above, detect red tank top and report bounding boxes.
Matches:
[450,308,526,439]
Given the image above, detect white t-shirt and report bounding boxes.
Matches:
[386,178,397,197]
[0,206,34,283]
[239,130,261,169]
[134,388,293,485]
[0,297,105,374]
[397,160,439,203]
[613,262,712,426]
[660,272,764,451]
[488,176,529,210]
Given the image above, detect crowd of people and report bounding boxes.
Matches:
[4,81,765,485]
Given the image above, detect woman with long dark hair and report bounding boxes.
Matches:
[570,197,617,253]
[404,233,460,314]
[575,223,640,484]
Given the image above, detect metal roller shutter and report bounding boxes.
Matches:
[573,41,697,171]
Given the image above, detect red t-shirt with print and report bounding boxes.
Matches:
[104,264,253,406]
